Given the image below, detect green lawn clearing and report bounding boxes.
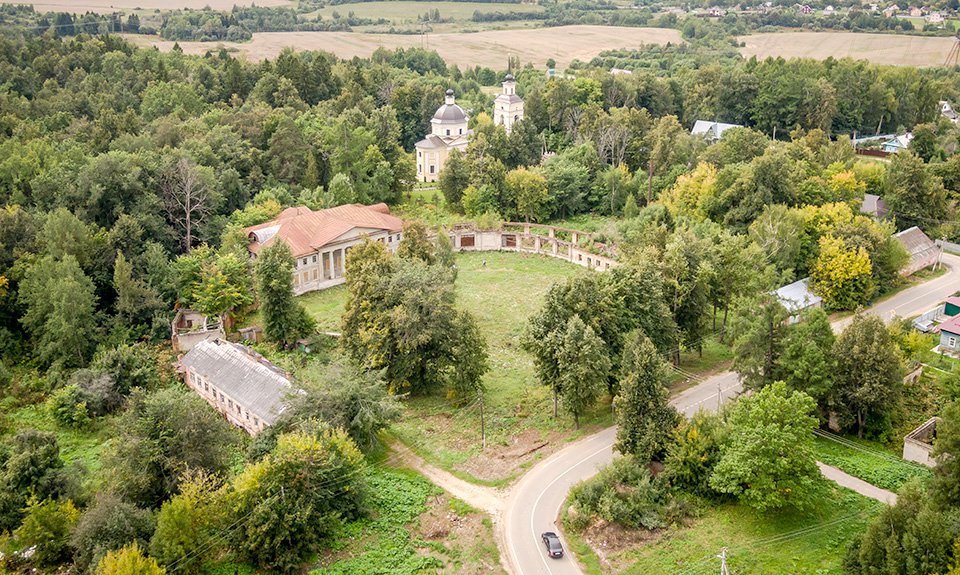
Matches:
[567,487,881,575]
[813,434,931,492]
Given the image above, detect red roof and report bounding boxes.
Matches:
[244,203,403,257]
[945,296,960,309]
[940,314,960,335]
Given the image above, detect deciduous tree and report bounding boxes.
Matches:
[557,315,611,428]
[254,240,313,348]
[709,382,822,512]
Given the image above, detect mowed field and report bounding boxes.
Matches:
[307,1,544,24]
[0,0,289,12]
[738,31,957,67]
[124,25,684,69]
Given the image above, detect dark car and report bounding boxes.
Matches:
[541,531,564,558]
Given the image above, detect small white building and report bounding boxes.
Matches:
[493,74,525,135]
[773,277,823,324]
[691,120,744,142]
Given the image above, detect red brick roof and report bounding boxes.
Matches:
[244,203,403,257]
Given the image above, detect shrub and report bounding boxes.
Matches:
[566,456,691,532]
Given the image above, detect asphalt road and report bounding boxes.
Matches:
[502,253,960,575]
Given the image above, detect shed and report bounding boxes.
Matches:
[894,226,940,276]
[860,193,888,219]
[945,297,960,317]
[903,417,939,467]
[773,277,823,324]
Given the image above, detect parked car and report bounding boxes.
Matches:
[541,531,563,558]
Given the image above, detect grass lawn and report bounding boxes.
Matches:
[567,488,881,575]
[295,251,736,485]
[813,435,931,492]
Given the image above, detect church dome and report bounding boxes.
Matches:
[432,89,468,124]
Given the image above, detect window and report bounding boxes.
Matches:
[312,255,317,263]
[253,417,259,426]
[228,399,233,408]
[418,151,422,157]
[389,235,393,242]
[302,258,308,266]
[204,381,209,392]
[312,269,318,280]
[397,233,401,240]
[459,128,463,134]
[237,404,241,414]
[446,129,450,135]
[302,272,308,282]
[950,336,957,348]
[429,165,435,174]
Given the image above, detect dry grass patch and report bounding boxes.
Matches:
[125,25,683,69]
[738,31,955,67]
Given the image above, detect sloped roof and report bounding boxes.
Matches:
[895,226,937,258]
[245,203,403,257]
[861,193,888,219]
[691,120,743,140]
[495,93,524,104]
[940,314,960,336]
[180,339,294,426]
[774,277,823,314]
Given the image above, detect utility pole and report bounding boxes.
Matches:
[717,383,723,411]
[717,547,730,575]
[937,237,946,271]
[479,391,486,449]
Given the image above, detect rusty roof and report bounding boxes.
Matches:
[245,203,403,257]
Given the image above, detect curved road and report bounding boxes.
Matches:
[502,253,960,575]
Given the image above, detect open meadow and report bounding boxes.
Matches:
[0,0,288,13]
[738,31,956,67]
[124,25,684,70]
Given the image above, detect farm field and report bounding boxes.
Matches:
[307,1,545,24]
[738,31,956,67]
[0,0,288,12]
[124,25,684,70]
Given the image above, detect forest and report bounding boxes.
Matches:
[2,16,960,573]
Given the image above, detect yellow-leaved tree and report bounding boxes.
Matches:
[661,162,717,221]
[810,235,874,311]
[95,543,165,575]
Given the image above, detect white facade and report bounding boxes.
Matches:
[289,228,402,295]
[493,74,525,134]
[415,89,471,182]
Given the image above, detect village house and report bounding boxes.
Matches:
[881,133,913,153]
[493,74,525,134]
[179,339,296,435]
[895,226,941,276]
[942,100,959,123]
[244,203,404,294]
[690,120,744,142]
[883,4,899,16]
[773,277,823,324]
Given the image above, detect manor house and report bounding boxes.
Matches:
[244,203,404,294]
[415,74,525,182]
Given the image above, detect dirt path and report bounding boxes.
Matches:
[817,462,898,505]
[390,440,505,516]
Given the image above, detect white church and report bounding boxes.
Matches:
[415,74,525,183]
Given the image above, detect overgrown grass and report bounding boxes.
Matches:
[4,404,114,474]
[313,466,504,574]
[813,435,931,492]
[568,488,881,575]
